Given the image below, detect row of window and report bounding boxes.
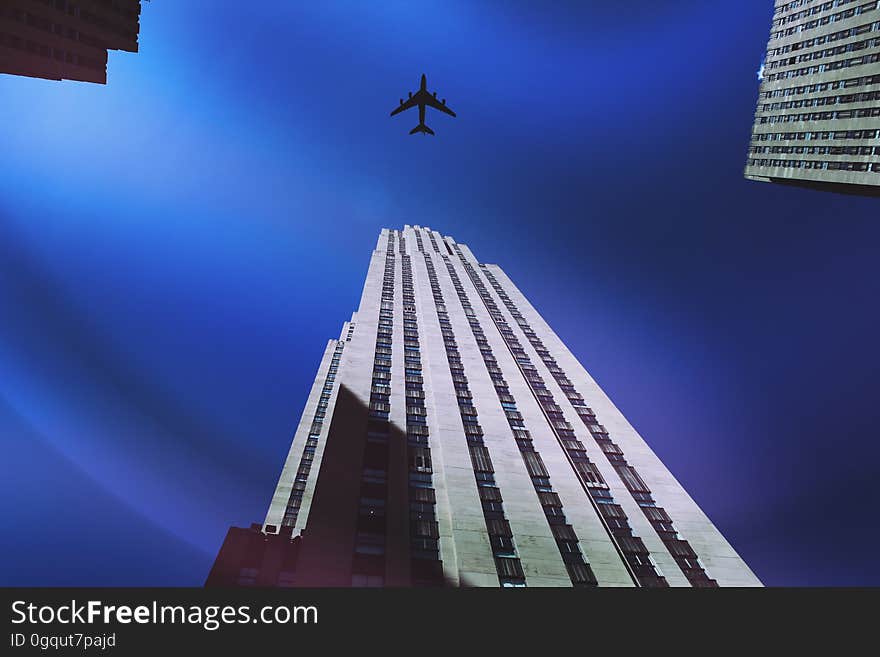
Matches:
[0,30,105,71]
[777,0,865,12]
[767,21,880,64]
[770,1,878,42]
[421,244,526,587]
[774,0,871,29]
[436,246,597,587]
[752,128,880,141]
[759,87,880,113]
[766,32,879,73]
[762,73,880,102]
[37,0,140,23]
[475,262,717,587]
[750,144,878,155]
[756,104,880,123]
[747,157,880,171]
[776,0,820,16]
[777,0,856,17]
[0,5,116,50]
[764,48,880,83]
[31,0,139,41]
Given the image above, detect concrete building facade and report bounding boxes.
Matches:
[207,227,761,588]
[0,0,140,84]
[745,0,880,195]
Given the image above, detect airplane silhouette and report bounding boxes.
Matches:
[390,74,456,135]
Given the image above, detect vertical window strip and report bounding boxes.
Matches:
[476,261,718,588]
[417,232,525,587]
[427,231,442,253]
[439,255,597,587]
[351,230,398,586]
[400,234,443,586]
[451,245,667,588]
[280,339,345,528]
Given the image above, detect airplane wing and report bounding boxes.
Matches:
[423,92,456,118]
[390,96,418,117]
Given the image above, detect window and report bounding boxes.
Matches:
[544,506,565,521]
[616,465,650,493]
[469,445,493,472]
[667,539,698,559]
[410,486,436,503]
[411,520,439,538]
[277,571,297,587]
[482,500,504,515]
[522,451,549,477]
[410,447,432,472]
[574,460,605,487]
[530,476,552,492]
[478,486,503,502]
[407,424,429,437]
[551,524,577,541]
[538,493,562,506]
[599,503,625,520]
[359,497,386,517]
[351,574,384,587]
[495,557,525,579]
[642,506,671,523]
[409,472,433,488]
[236,567,259,586]
[354,532,385,555]
[486,518,512,537]
[566,563,597,586]
[362,469,386,485]
[616,535,648,555]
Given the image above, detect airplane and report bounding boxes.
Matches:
[390,74,456,135]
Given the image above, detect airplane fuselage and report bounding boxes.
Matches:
[416,74,427,130]
[390,73,455,136]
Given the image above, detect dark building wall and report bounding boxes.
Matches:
[205,525,301,588]
[291,385,373,587]
[0,0,140,84]
[206,387,425,588]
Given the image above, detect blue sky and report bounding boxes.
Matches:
[1,1,878,585]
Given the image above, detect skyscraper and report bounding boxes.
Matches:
[207,227,761,588]
[745,0,880,196]
[0,0,140,84]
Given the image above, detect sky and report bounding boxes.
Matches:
[1,1,878,586]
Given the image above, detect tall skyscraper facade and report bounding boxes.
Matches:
[745,0,880,195]
[207,227,760,588]
[0,0,140,84]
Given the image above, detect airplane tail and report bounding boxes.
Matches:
[409,124,435,136]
